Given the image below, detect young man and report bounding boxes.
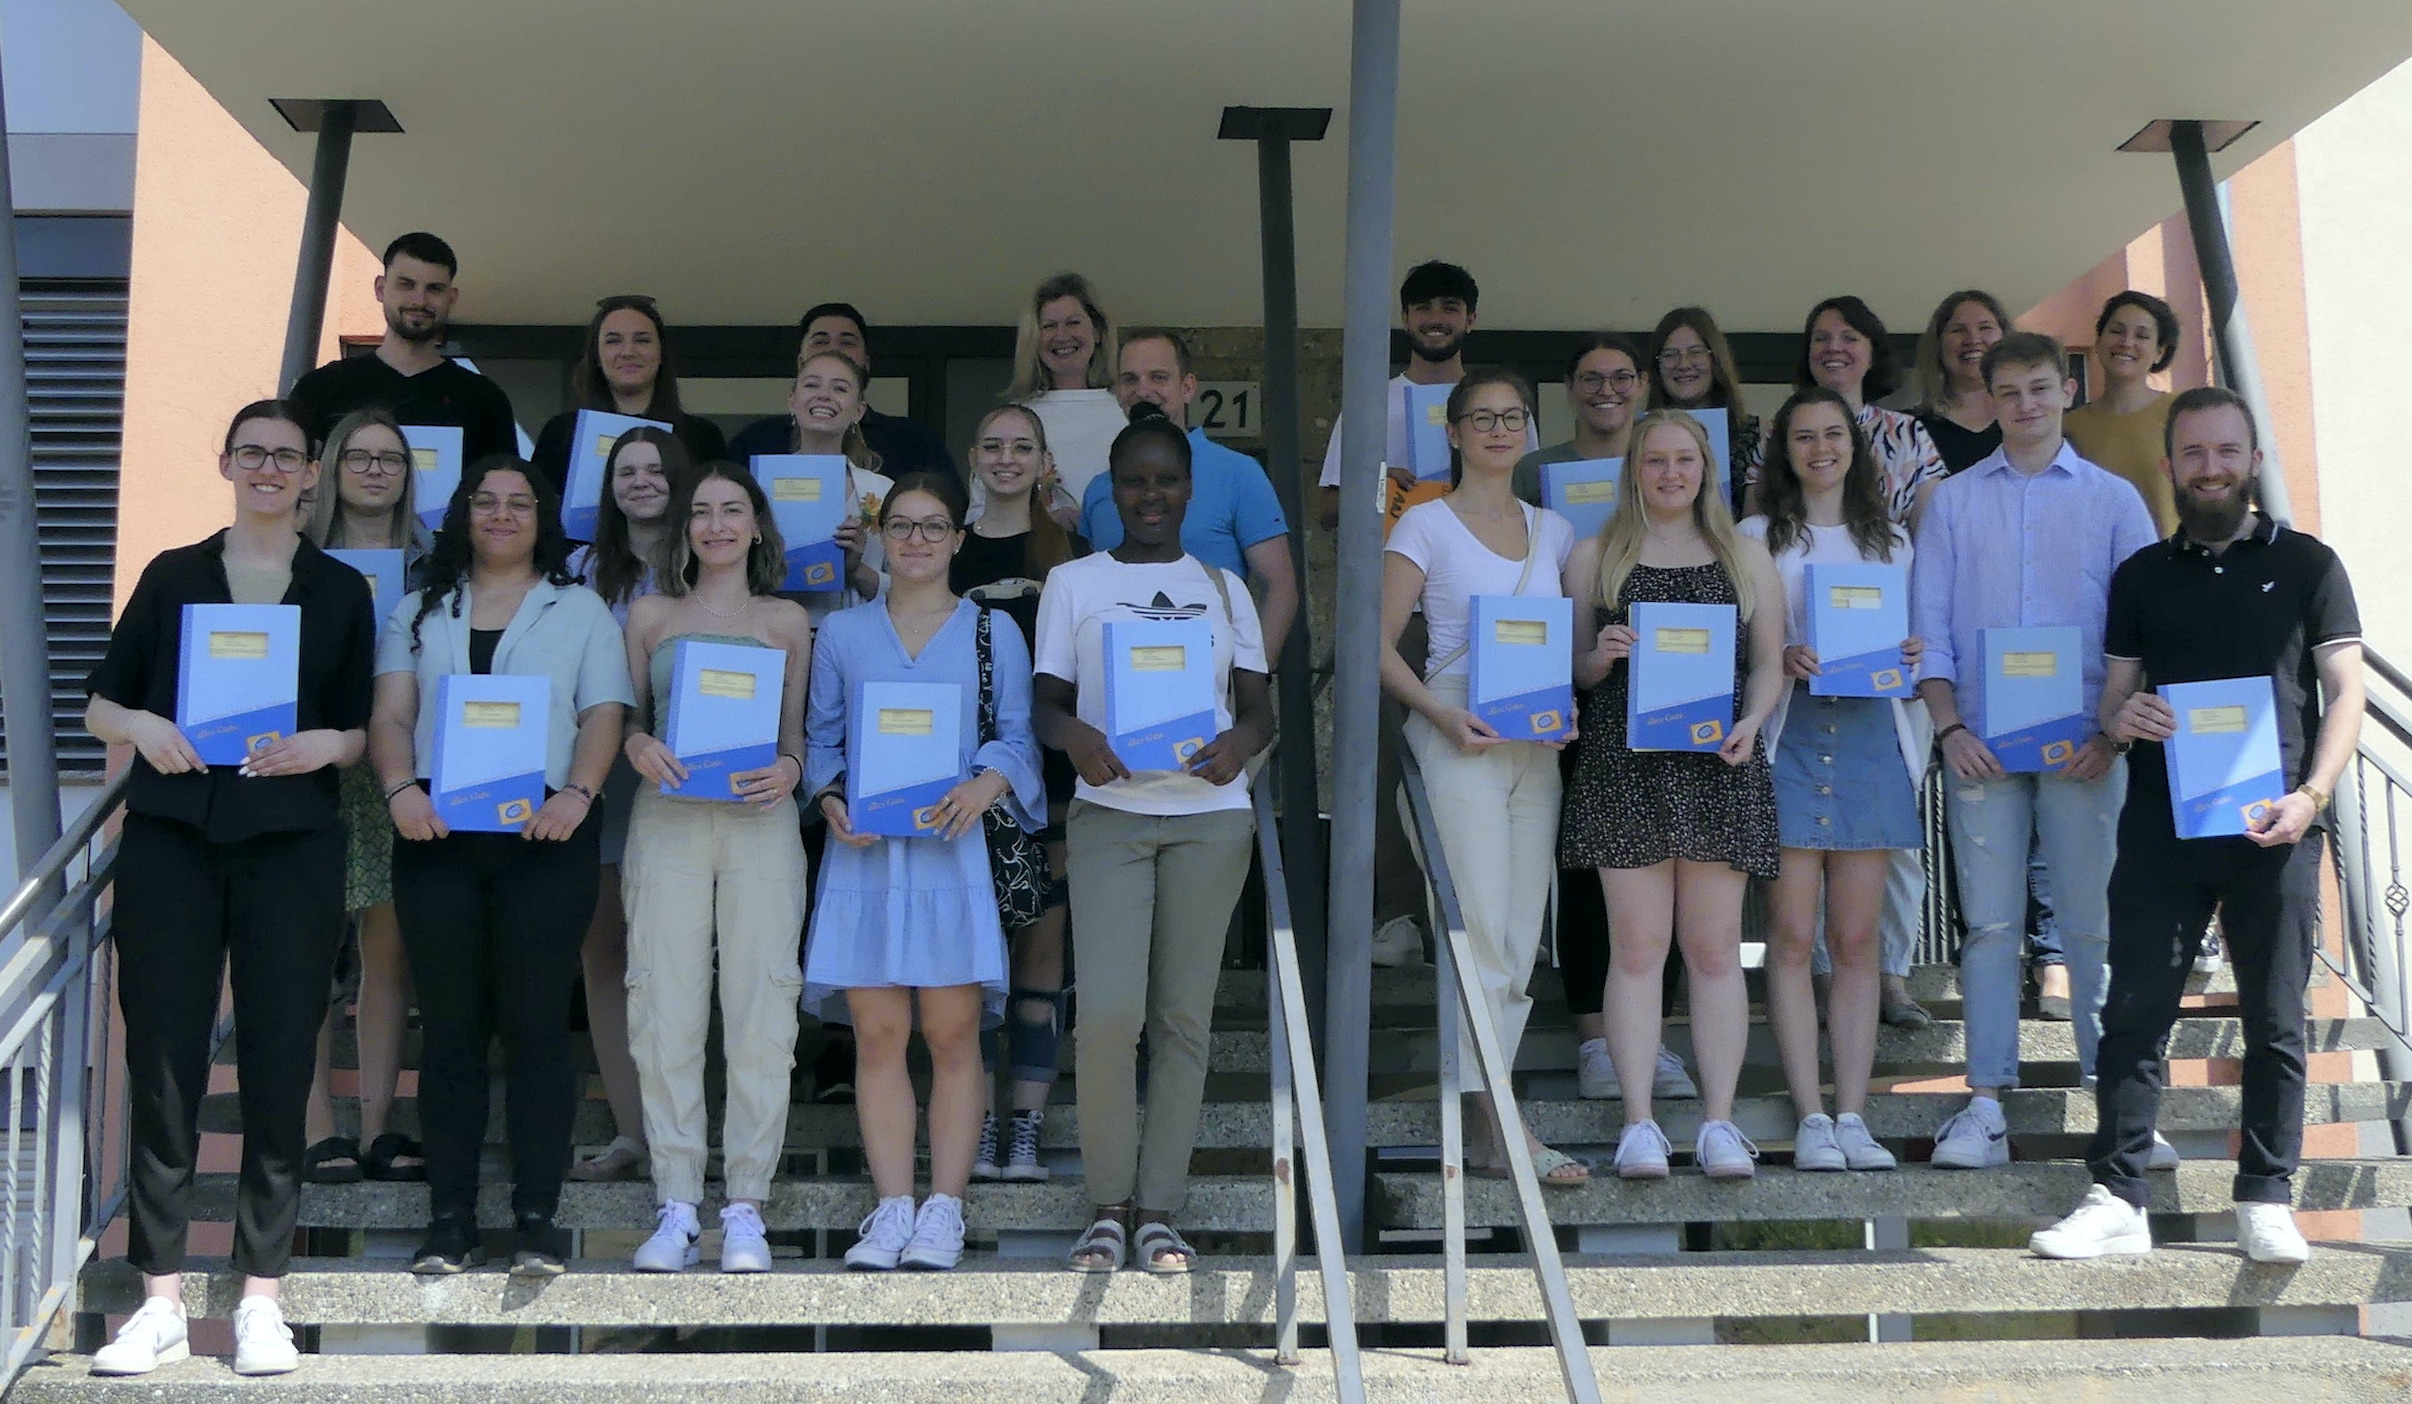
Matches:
[287,232,517,462]
[727,302,958,485]
[2031,388,2362,1263]
[1911,331,2159,1168]
[1080,330,1297,655]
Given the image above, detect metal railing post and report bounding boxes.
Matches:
[277,101,358,396]
[2168,118,2294,526]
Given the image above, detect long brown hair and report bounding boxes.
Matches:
[655,460,786,598]
[572,294,686,418]
[306,407,430,557]
[588,426,698,607]
[968,403,1076,579]
[1594,410,1757,622]
[1757,387,1898,563]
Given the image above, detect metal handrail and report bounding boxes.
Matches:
[1251,776,1363,1399]
[1398,746,1600,1403]
[2326,645,2412,1155]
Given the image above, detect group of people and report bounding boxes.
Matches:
[79,233,2362,1378]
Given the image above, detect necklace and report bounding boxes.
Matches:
[699,592,751,621]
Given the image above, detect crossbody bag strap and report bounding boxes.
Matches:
[974,606,998,745]
[1423,502,1540,681]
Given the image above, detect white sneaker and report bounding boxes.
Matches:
[2030,1184,2153,1259]
[1576,1038,1621,1100]
[1001,1109,1050,1183]
[1931,1099,2010,1168]
[1834,1113,1898,1171]
[1697,1120,1759,1180]
[1653,1046,1700,1100]
[2194,928,2225,976]
[1614,1120,1672,1180]
[2236,1201,2310,1264]
[632,1200,702,1272]
[845,1195,917,1271]
[1370,915,1426,968]
[231,1295,299,1376]
[898,1192,967,1270]
[720,1203,773,1273]
[971,1114,1003,1182]
[2148,1132,2180,1172]
[1793,1113,1846,1172]
[90,1297,187,1376]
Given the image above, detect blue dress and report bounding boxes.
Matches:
[801,599,1046,1025]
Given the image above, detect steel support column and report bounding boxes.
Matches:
[2169,118,2294,524]
[277,100,359,396]
[0,49,63,896]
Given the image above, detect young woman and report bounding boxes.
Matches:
[1645,308,1761,513]
[951,405,1084,1182]
[1514,332,1644,504]
[1561,410,1785,1181]
[372,458,633,1278]
[85,401,376,1377]
[1741,389,1924,1173]
[2063,289,2182,536]
[564,426,700,1186]
[784,350,895,618]
[620,462,814,1274]
[1003,271,1120,522]
[1383,370,1587,1185]
[805,473,1046,1271]
[1035,407,1273,1273]
[530,294,727,499]
[1746,296,1946,531]
[1913,290,2012,474]
[297,409,431,1188]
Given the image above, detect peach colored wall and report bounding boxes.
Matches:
[115,36,382,611]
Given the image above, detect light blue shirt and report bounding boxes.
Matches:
[1080,426,1288,577]
[1910,439,2159,736]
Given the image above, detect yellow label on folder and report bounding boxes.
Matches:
[1424,403,1447,426]
[411,446,438,473]
[1493,619,1550,646]
[2001,651,2059,678]
[1654,627,1711,655]
[772,477,824,502]
[2189,705,2248,735]
[1130,645,1188,672]
[878,708,934,736]
[207,631,270,660]
[697,668,757,701]
[1828,585,1883,611]
[594,433,619,460]
[461,701,522,729]
[1564,480,1618,504]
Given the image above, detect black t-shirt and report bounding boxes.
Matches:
[289,351,519,465]
[726,407,960,490]
[86,533,377,842]
[528,409,730,501]
[1918,411,2002,475]
[950,529,1048,646]
[2104,515,2361,802]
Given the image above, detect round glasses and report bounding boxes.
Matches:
[1455,408,1531,434]
[880,518,958,543]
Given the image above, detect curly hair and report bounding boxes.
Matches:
[407,456,578,652]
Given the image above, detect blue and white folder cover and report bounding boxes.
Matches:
[751,454,852,592]
[429,673,550,832]
[1470,595,1573,741]
[659,640,785,801]
[1405,382,1454,481]
[847,680,963,837]
[1805,562,1912,698]
[1980,625,2085,772]
[2160,676,2285,839]
[175,603,300,765]
[1688,409,1732,497]
[561,409,669,541]
[325,548,406,627]
[400,424,463,533]
[1541,458,1622,540]
[1626,601,1736,752]
[1102,617,1217,771]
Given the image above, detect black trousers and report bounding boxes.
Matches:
[393,811,599,1221]
[2088,800,2323,1207]
[116,814,345,1277]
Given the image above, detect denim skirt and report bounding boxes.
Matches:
[1772,681,1920,851]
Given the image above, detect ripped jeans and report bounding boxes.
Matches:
[1941,760,2124,1088]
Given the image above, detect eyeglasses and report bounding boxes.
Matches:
[880,518,958,543]
[1455,408,1531,434]
[1575,371,1642,394]
[340,448,412,476]
[230,445,308,473]
[977,438,1039,457]
[1658,346,1714,367]
[469,494,539,518]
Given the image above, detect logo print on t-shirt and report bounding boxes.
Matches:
[1123,590,1211,621]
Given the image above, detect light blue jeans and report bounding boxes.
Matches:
[1943,760,2125,1089]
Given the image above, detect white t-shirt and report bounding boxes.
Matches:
[1028,388,1129,508]
[1318,372,1540,489]
[1032,551,1268,816]
[1384,499,1575,680]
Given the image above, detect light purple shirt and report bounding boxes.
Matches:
[1910,439,2159,736]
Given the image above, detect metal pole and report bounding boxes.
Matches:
[2169,119,2294,525]
[1327,0,1401,1252]
[277,101,359,396]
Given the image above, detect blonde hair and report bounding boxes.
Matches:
[1594,410,1756,622]
[1007,271,1116,398]
[305,408,430,558]
[793,351,884,475]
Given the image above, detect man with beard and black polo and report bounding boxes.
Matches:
[288,231,518,463]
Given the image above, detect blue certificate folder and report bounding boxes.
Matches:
[400,424,463,533]
[1469,595,1573,740]
[1404,382,1454,480]
[1626,601,1736,752]
[429,674,549,831]
[1804,562,1912,698]
[659,640,785,801]
[1541,458,1622,540]
[847,681,964,836]
[2160,676,2285,839]
[1103,617,1217,771]
[1980,625,2086,772]
[752,454,852,591]
[561,409,670,541]
[325,548,405,627]
[174,604,300,764]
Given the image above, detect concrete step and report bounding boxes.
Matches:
[1375,1157,2412,1229]
[19,1337,2412,1403]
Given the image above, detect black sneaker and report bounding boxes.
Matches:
[411,1213,484,1275]
[812,1034,856,1105]
[510,1213,570,1278]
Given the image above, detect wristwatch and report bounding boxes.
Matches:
[2297,781,2332,810]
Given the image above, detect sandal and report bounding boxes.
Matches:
[567,1135,648,1182]
[1470,1146,1591,1186]
[1067,1215,1127,1273]
[362,1131,427,1182]
[1133,1220,1198,1275]
[303,1136,363,1185]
